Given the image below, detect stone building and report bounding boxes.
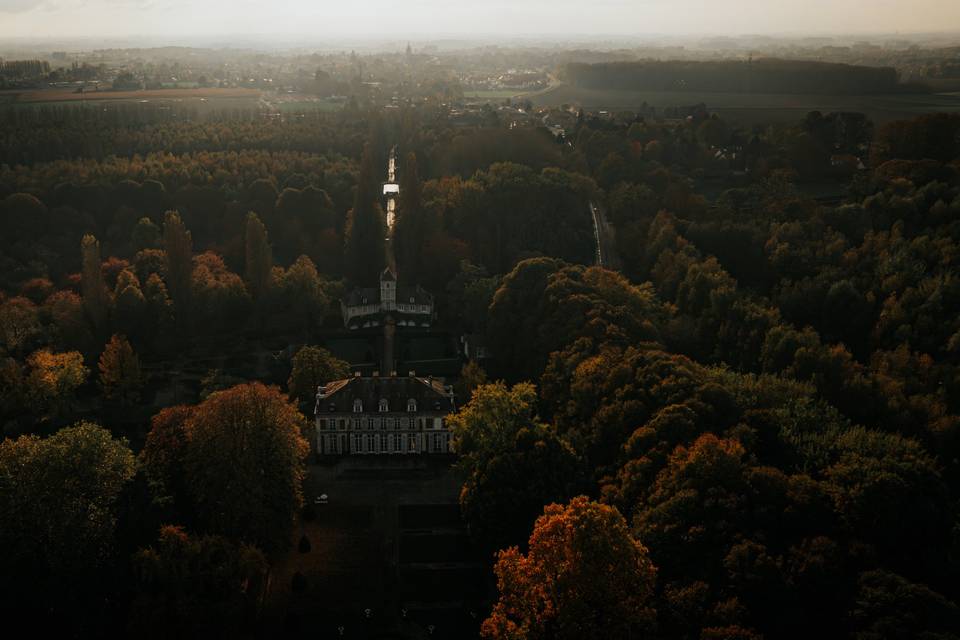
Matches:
[314,372,455,456]
[341,267,434,330]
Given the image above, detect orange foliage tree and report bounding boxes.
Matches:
[482,496,657,640]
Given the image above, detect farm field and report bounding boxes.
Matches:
[0,86,261,106]
[531,83,960,123]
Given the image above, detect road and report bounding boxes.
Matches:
[590,201,622,271]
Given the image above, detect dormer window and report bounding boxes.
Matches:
[353,399,363,413]
[407,399,417,412]
[379,398,389,412]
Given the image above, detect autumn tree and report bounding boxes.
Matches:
[114,268,146,342]
[482,496,657,640]
[24,349,88,419]
[344,142,386,285]
[0,296,41,354]
[139,404,194,520]
[287,345,350,405]
[43,291,93,353]
[98,334,143,405]
[244,211,273,300]
[190,252,251,333]
[81,234,110,333]
[164,383,310,552]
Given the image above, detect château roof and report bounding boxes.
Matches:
[315,374,455,415]
[342,285,433,308]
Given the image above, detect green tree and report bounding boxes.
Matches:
[0,423,135,619]
[278,255,328,335]
[482,496,657,640]
[287,345,350,405]
[132,216,162,252]
[447,381,540,468]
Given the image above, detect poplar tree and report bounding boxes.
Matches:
[162,211,193,323]
[80,234,110,333]
[98,334,143,405]
[393,151,435,282]
[343,143,386,285]
[244,212,273,300]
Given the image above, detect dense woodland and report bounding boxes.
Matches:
[565,59,908,94]
[1,98,960,639]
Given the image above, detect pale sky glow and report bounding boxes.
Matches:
[1,0,960,40]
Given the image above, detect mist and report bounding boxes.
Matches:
[3,0,960,41]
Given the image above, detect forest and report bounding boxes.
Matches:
[564,59,908,94]
[1,89,960,639]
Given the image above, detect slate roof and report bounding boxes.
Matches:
[315,375,455,416]
[342,285,434,308]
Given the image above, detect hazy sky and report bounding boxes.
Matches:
[2,0,960,40]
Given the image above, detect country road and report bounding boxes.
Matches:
[590,201,622,271]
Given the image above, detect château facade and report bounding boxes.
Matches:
[341,267,434,330]
[314,372,455,456]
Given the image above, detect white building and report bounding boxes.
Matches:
[341,267,434,330]
[314,372,456,456]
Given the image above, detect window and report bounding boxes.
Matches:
[353,433,362,453]
[338,419,346,430]
[379,398,389,412]
[394,433,402,453]
[367,434,375,453]
[318,419,327,431]
[433,433,442,452]
[386,418,394,430]
[380,433,387,453]
[353,399,363,413]
[407,399,417,412]
[408,434,418,453]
